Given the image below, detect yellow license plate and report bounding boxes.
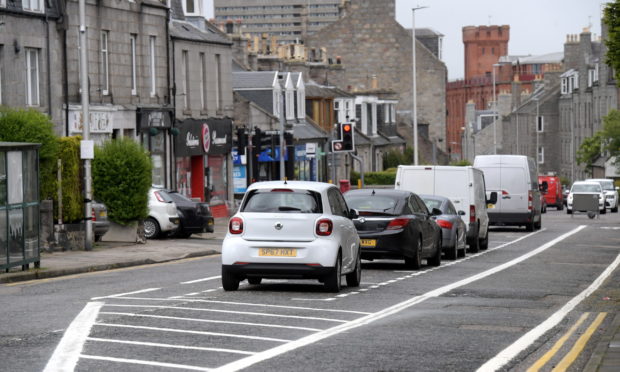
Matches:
[258,248,297,257]
[99,211,107,217]
[360,239,376,247]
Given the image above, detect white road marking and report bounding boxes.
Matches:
[291,297,336,302]
[212,226,584,372]
[80,354,213,371]
[96,323,292,342]
[103,304,349,323]
[99,312,323,332]
[477,251,620,371]
[91,288,160,300]
[181,275,221,284]
[109,297,370,315]
[87,337,256,355]
[43,302,103,372]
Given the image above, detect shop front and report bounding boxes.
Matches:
[137,107,176,188]
[175,118,233,215]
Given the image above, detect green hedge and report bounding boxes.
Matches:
[351,169,397,186]
[0,106,59,200]
[92,138,152,225]
[55,136,83,223]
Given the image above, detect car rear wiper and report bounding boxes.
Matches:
[278,206,302,211]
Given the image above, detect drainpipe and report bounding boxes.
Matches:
[63,27,69,136]
[45,13,52,118]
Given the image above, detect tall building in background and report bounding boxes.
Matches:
[213,0,345,45]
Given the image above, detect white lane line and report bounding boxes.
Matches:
[186,292,201,296]
[103,304,349,323]
[109,297,370,315]
[87,337,256,355]
[99,312,323,332]
[96,323,291,343]
[202,289,218,293]
[212,226,584,372]
[43,302,103,372]
[91,288,160,300]
[181,275,221,284]
[80,354,212,371]
[291,298,337,302]
[477,251,620,372]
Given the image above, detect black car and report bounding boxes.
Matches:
[344,189,443,269]
[164,191,214,238]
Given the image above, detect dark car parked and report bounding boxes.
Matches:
[344,189,442,269]
[164,190,214,238]
[420,194,467,260]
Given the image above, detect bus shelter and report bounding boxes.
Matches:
[1,142,40,272]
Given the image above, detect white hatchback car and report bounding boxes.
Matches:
[144,187,180,239]
[221,181,361,292]
[566,181,605,215]
[586,178,619,213]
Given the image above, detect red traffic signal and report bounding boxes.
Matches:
[342,124,352,133]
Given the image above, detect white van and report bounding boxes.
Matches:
[473,155,542,231]
[395,165,497,253]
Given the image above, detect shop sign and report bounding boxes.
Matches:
[68,110,113,134]
[175,118,233,157]
[233,165,247,193]
[137,107,173,130]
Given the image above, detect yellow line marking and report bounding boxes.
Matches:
[554,312,607,372]
[4,254,221,287]
[526,312,590,372]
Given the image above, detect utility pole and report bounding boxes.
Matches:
[412,6,427,165]
[79,0,93,250]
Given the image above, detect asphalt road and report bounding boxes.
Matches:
[1,208,619,372]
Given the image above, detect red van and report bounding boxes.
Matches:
[538,175,563,210]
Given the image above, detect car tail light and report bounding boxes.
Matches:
[436,219,453,229]
[387,218,410,230]
[91,208,96,222]
[154,191,165,202]
[528,191,533,211]
[229,217,244,234]
[316,218,333,236]
[469,205,476,223]
[271,188,293,192]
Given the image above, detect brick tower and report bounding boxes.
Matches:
[463,25,510,79]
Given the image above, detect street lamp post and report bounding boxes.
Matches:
[412,6,427,165]
[79,0,93,250]
[535,98,540,175]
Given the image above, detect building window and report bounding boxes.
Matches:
[25,48,39,106]
[273,89,280,118]
[200,53,207,110]
[286,90,295,120]
[149,36,156,97]
[536,115,544,133]
[130,34,137,95]
[215,54,222,111]
[183,0,200,15]
[181,50,189,109]
[537,146,544,164]
[0,0,5,8]
[588,66,599,87]
[561,77,568,94]
[297,89,305,119]
[334,100,341,123]
[22,0,43,12]
[100,31,109,95]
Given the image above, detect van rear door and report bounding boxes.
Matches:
[434,167,469,224]
[500,167,528,214]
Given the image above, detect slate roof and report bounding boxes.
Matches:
[233,71,279,90]
[169,20,232,45]
[305,81,355,99]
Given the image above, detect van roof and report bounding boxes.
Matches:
[474,155,530,166]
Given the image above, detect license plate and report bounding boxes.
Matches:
[99,211,107,217]
[258,248,297,257]
[360,239,376,247]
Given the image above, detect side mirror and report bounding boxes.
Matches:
[487,191,498,205]
[349,209,359,219]
[431,208,443,216]
[458,210,466,216]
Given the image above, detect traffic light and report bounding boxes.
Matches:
[236,127,247,155]
[332,122,354,152]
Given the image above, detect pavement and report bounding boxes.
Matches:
[1,216,618,371]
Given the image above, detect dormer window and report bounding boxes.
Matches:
[561,69,579,94]
[183,0,201,16]
[296,89,305,119]
[286,89,295,120]
[588,65,599,87]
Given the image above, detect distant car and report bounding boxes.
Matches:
[344,189,442,269]
[91,201,110,242]
[420,194,467,260]
[566,181,605,215]
[585,178,619,213]
[163,190,214,238]
[145,187,180,239]
[538,175,563,210]
[221,181,361,292]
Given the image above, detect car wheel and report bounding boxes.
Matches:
[221,267,239,291]
[247,277,262,285]
[468,233,479,253]
[558,203,564,211]
[405,236,423,269]
[479,231,489,250]
[94,235,102,242]
[526,220,535,232]
[446,232,458,260]
[612,206,618,213]
[144,217,161,239]
[601,208,607,214]
[567,209,572,215]
[427,236,442,267]
[324,253,342,292]
[345,250,361,287]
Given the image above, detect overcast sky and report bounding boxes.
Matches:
[204,0,607,80]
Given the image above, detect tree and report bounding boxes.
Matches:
[576,131,602,170]
[604,1,620,82]
[0,107,59,200]
[602,109,620,169]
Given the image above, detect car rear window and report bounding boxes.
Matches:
[421,197,442,212]
[572,184,601,193]
[345,195,400,215]
[242,189,322,213]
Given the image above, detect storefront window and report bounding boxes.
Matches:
[207,155,227,203]
[176,157,192,197]
[141,130,167,187]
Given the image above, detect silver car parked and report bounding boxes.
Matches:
[221,181,361,292]
[420,195,467,260]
